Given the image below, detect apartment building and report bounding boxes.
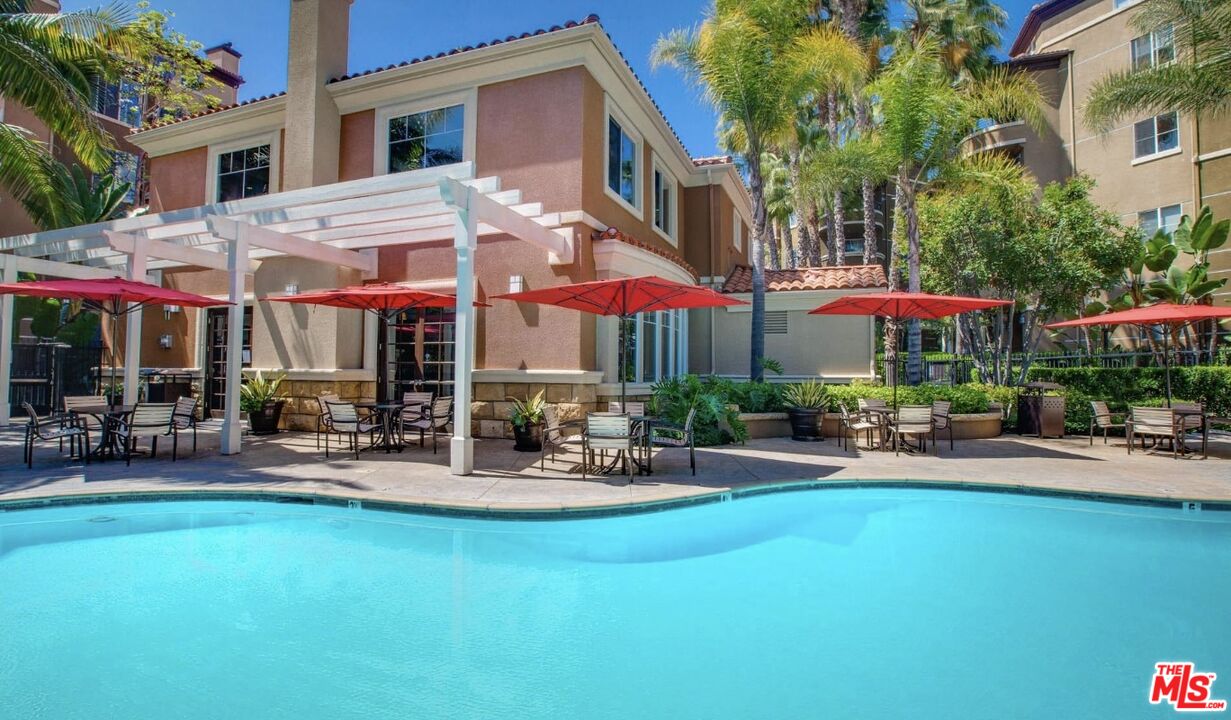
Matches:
[0,0,243,239]
[968,0,1231,305]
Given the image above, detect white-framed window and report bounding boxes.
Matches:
[604,96,642,217]
[1133,112,1179,159]
[733,209,743,251]
[620,309,688,383]
[1138,204,1183,236]
[1131,25,1174,71]
[373,90,476,177]
[206,132,280,203]
[110,151,139,204]
[651,156,677,245]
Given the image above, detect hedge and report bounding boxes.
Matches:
[826,382,1000,415]
[1025,366,1231,433]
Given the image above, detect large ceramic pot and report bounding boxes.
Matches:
[787,408,825,441]
[512,422,543,452]
[248,400,285,435]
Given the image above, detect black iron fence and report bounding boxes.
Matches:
[884,349,1218,386]
[8,342,104,416]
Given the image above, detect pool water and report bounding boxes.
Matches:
[1,490,1227,719]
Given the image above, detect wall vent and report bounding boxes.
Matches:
[765,311,789,334]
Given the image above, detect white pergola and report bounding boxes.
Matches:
[0,162,573,474]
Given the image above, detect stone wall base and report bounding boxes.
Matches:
[278,379,377,432]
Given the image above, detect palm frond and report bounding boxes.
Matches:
[0,122,60,212]
[1085,58,1231,131]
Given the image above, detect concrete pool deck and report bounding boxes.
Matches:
[1,423,1229,511]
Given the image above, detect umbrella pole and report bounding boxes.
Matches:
[110,309,119,411]
[619,314,627,413]
[1164,324,1173,408]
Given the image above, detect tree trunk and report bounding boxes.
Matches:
[768,216,782,270]
[826,93,845,267]
[806,201,824,266]
[781,219,797,269]
[899,169,923,386]
[856,100,877,266]
[883,206,904,387]
[748,154,768,382]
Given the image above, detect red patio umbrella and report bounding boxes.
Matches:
[492,276,747,410]
[1046,302,1231,406]
[262,282,489,400]
[0,278,230,407]
[810,291,1014,407]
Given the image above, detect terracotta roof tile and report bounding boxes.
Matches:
[720,264,887,293]
[593,226,697,279]
[137,91,285,132]
[692,155,733,167]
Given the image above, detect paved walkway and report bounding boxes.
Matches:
[1,423,1228,511]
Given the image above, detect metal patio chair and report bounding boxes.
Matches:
[23,402,89,469]
[888,405,935,456]
[646,407,696,476]
[401,397,453,453]
[582,413,635,480]
[1126,407,1182,459]
[1088,401,1125,446]
[113,403,178,466]
[540,404,585,472]
[172,396,199,455]
[324,400,379,460]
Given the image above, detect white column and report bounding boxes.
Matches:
[123,239,147,404]
[450,189,478,475]
[221,226,249,454]
[0,259,16,425]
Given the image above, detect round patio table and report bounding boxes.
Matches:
[71,404,134,460]
[354,401,404,453]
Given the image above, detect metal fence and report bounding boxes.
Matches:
[7,342,104,416]
[886,349,1218,385]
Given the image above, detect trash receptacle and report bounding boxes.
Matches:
[144,371,193,404]
[1018,381,1066,438]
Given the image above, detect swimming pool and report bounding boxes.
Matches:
[1,489,1227,719]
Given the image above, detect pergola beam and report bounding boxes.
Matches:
[206,217,376,273]
[105,231,258,273]
[440,177,573,265]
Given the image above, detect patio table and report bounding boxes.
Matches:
[70,404,134,460]
[1174,409,1210,459]
[354,401,404,453]
[862,408,895,451]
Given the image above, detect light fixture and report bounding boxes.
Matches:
[163,304,181,320]
[509,275,524,294]
[158,334,173,349]
[284,283,299,295]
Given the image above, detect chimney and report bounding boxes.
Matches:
[283,0,352,190]
[204,42,244,106]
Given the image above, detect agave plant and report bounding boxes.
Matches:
[239,371,285,413]
[507,390,546,430]
[782,379,830,410]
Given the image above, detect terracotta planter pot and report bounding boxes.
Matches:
[787,408,825,441]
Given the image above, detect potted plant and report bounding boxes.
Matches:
[240,371,287,435]
[783,379,829,441]
[507,390,546,451]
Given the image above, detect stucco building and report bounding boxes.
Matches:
[969,0,1231,306]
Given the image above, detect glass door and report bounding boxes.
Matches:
[204,306,252,413]
[379,307,456,402]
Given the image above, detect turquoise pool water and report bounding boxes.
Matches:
[1,490,1228,719]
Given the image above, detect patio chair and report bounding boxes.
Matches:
[1088,401,1125,446]
[315,394,340,450]
[172,396,199,454]
[402,397,453,453]
[112,403,178,466]
[889,405,935,456]
[400,390,434,425]
[646,407,696,476]
[932,400,954,451]
[838,404,882,451]
[62,395,107,448]
[1172,402,1207,457]
[608,400,646,416]
[23,402,89,469]
[324,401,379,460]
[1126,407,1182,459]
[582,413,635,480]
[858,398,889,431]
[541,404,585,471]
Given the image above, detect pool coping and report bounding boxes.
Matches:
[0,478,1227,520]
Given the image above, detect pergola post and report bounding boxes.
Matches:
[221,225,249,454]
[123,238,148,404]
[448,184,478,475]
[0,259,16,425]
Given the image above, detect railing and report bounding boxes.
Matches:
[8,343,104,416]
[882,349,1219,385]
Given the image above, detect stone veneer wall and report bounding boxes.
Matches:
[472,382,651,438]
[279,379,378,431]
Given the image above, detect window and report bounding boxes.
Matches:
[93,78,142,127]
[607,114,639,209]
[384,307,456,399]
[619,309,687,383]
[734,211,743,251]
[1138,204,1183,236]
[110,151,139,204]
[216,144,271,201]
[652,163,676,243]
[1133,112,1179,159]
[1131,26,1174,71]
[386,104,464,174]
[844,238,864,256]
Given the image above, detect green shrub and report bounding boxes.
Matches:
[727,379,786,413]
[1026,366,1231,431]
[650,375,746,446]
[827,381,992,414]
[782,380,830,409]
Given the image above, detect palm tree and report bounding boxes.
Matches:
[0,1,132,209]
[23,162,134,230]
[1085,0,1231,130]
[897,0,1008,79]
[869,36,1043,384]
[763,152,795,268]
[654,0,864,381]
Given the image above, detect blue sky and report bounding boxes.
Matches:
[64,0,1039,157]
